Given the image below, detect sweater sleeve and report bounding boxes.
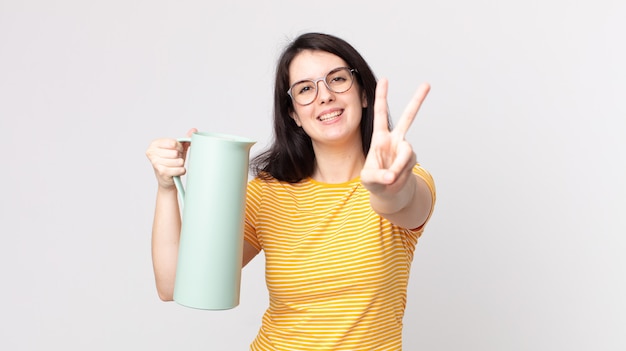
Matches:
[410,163,436,233]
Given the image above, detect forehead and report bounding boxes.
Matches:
[289,50,349,82]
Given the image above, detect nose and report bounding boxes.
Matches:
[316,80,334,104]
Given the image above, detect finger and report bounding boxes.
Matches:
[150,138,178,150]
[393,82,430,137]
[154,138,187,158]
[146,140,180,161]
[360,167,392,186]
[155,147,182,159]
[181,128,196,155]
[385,142,416,181]
[154,162,186,178]
[160,140,184,154]
[154,152,186,165]
[373,78,390,132]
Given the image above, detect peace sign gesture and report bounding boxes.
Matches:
[360,79,430,213]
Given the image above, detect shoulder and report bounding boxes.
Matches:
[248,173,298,192]
[413,163,435,193]
[249,172,281,189]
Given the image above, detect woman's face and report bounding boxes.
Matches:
[288,50,367,148]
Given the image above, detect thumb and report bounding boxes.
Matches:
[181,128,197,156]
[186,127,197,137]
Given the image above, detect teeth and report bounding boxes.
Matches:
[319,110,341,121]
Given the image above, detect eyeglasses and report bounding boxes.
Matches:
[287,67,357,106]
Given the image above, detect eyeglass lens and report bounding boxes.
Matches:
[289,67,354,105]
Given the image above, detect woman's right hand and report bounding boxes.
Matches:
[145,128,197,189]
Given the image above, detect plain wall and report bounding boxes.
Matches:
[1,0,624,350]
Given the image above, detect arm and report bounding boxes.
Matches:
[146,134,190,301]
[150,186,181,301]
[361,80,434,229]
[368,172,433,230]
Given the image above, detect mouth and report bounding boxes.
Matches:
[317,109,343,122]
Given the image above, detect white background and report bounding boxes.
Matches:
[1,0,625,350]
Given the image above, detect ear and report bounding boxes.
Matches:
[361,90,368,108]
[290,111,302,127]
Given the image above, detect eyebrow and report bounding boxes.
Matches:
[291,67,347,84]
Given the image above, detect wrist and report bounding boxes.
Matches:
[157,183,178,194]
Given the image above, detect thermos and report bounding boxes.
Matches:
[172,131,255,310]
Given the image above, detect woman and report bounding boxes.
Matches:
[146,32,436,350]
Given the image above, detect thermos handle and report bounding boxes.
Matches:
[172,137,192,206]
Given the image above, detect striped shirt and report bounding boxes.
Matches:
[244,164,436,350]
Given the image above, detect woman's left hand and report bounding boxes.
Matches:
[360,79,430,207]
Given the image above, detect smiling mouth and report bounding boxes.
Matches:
[318,110,342,122]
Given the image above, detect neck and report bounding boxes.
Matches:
[311,141,365,184]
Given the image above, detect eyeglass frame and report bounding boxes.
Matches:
[286,67,358,106]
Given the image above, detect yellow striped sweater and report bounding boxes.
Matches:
[243,164,436,350]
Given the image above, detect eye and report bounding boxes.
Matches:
[327,69,350,86]
[294,82,315,95]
